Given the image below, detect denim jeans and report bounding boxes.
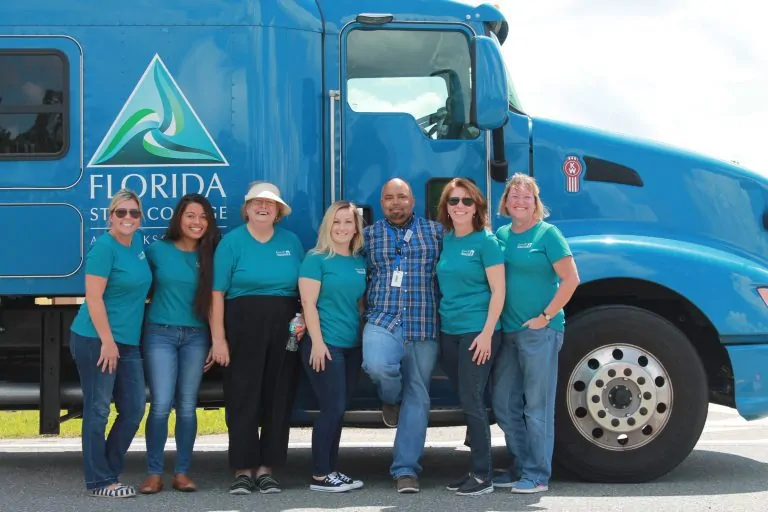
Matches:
[440,330,501,481]
[361,323,438,478]
[491,327,564,485]
[69,331,147,490]
[300,339,362,477]
[143,323,210,475]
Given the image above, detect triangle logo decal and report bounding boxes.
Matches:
[88,54,228,167]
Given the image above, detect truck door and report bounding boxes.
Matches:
[0,37,83,285]
[335,23,492,221]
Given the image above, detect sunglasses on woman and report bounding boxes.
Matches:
[447,197,475,207]
[113,208,142,219]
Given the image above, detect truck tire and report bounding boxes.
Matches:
[554,305,708,483]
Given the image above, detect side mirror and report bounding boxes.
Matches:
[471,35,509,130]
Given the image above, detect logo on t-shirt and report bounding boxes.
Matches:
[517,243,532,249]
[139,251,146,260]
[276,250,291,257]
[355,267,367,275]
[460,249,475,257]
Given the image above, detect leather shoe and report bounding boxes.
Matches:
[139,475,163,494]
[172,473,198,492]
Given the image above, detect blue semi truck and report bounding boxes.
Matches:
[1,0,767,484]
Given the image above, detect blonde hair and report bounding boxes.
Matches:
[498,173,549,221]
[311,201,365,257]
[109,188,143,215]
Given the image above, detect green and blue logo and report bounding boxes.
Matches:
[88,54,228,167]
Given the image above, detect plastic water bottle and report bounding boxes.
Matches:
[286,313,304,352]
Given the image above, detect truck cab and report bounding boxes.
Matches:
[1,0,767,485]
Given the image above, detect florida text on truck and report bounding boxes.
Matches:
[1,0,767,484]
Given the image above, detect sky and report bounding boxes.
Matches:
[496,0,767,175]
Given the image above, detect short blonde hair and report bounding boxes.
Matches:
[311,201,364,257]
[498,173,549,221]
[109,188,142,215]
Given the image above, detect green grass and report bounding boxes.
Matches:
[0,407,228,439]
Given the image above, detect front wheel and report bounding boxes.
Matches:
[554,305,709,483]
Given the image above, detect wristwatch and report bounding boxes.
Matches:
[542,312,552,322]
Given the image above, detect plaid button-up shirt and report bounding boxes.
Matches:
[363,215,443,340]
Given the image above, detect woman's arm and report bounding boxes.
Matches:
[543,256,580,318]
[469,264,505,365]
[208,291,230,366]
[84,274,119,373]
[299,277,332,372]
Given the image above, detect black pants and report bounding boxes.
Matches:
[300,338,362,477]
[223,295,300,470]
[440,331,501,481]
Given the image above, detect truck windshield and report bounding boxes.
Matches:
[489,31,523,112]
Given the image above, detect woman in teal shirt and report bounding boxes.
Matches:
[298,200,367,493]
[69,188,152,498]
[491,173,580,494]
[435,178,505,497]
[210,182,305,495]
[138,194,220,495]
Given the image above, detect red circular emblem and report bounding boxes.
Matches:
[562,156,583,193]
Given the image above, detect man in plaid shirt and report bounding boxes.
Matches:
[362,178,443,494]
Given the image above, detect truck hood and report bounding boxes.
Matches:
[528,116,768,266]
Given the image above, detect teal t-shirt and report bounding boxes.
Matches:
[213,225,305,299]
[299,251,367,348]
[436,229,504,335]
[71,233,152,345]
[496,221,572,332]
[146,240,204,328]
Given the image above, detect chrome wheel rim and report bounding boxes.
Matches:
[566,344,673,451]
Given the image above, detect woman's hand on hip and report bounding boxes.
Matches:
[309,341,332,372]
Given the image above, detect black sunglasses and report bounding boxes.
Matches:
[113,208,142,219]
[447,197,475,207]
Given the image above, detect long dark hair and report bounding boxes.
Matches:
[164,194,221,322]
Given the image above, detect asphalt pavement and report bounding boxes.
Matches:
[0,404,766,512]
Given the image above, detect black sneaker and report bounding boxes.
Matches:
[255,474,282,494]
[455,475,494,496]
[309,474,353,493]
[333,471,364,490]
[446,473,472,491]
[229,474,254,495]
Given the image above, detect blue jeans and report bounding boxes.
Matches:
[440,330,501,481]
[69,331,147,490]
[361,323,438,478]
[300,339,362,477]
[491,327,564,485]
[143,323,210,475]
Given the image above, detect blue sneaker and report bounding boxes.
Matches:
[511,479,548,494]
[491,472,517,488]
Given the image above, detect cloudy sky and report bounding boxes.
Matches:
[497,0,767,175]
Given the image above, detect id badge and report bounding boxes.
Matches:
[391,270,404,288]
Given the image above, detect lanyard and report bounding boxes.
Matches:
[386,220,413,270]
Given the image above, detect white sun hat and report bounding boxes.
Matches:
[244,182,292,216]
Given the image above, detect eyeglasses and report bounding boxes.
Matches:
[113,208,142,219]
[447,197,475,207]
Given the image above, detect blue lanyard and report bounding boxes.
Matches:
[387,221,412,270]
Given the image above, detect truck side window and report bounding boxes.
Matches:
[346,29,478,140]
[0,51,68,158]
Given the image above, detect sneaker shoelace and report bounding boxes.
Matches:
[333,472,354,484]
[326,474,345,486]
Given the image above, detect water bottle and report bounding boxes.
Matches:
[286,313,304,352]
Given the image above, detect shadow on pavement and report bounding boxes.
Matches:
[0,446,765,512]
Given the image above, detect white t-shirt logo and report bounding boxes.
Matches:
[276,250,291,257]
[460,249,475,257]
